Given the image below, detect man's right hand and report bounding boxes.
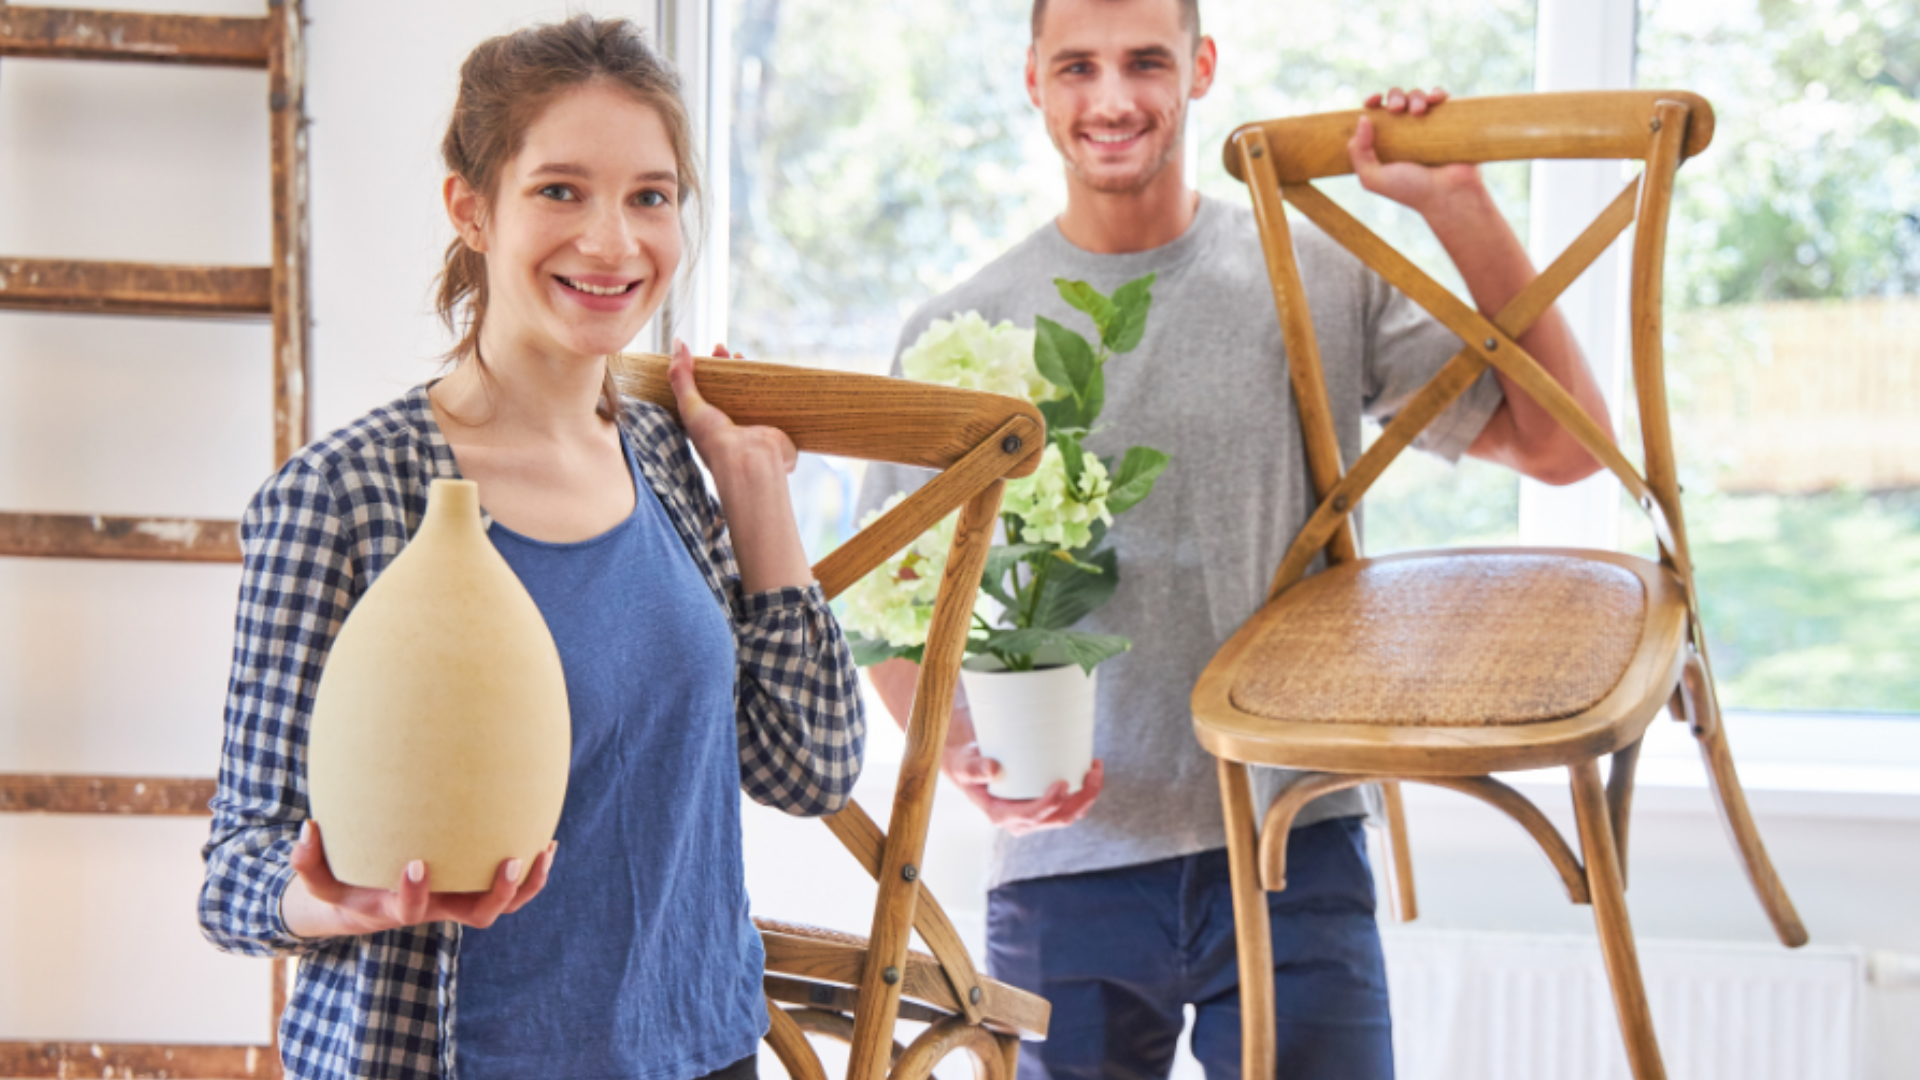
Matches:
[282,819,556,940]
[869,657,1105,835]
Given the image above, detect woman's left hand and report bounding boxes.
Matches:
[667,341,799,484]
[667,340,813,593]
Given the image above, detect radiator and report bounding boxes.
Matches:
[1381,930,1864,1080]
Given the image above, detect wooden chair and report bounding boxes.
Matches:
[615,353,1051,1080]
[1196,91,1807,1080]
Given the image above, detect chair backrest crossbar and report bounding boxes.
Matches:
[1225,92,1712,635]
[613,352,1042,1079]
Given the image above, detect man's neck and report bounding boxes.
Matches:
[1055,168,1201,255]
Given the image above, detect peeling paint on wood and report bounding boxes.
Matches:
[0,775,217,816]
[0,7,270,68]
[0,1041,276,1078]
[0,259,270,319]
[0,513,241,562]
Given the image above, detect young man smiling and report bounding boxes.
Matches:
[861,0,1609,1075]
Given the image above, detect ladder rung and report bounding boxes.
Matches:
[0,774,217,816]
[0,1042,274,1078]
[0,512,242,563]
[0,258,270,318]
[0,6,269,68]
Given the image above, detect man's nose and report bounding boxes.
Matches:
[1085,69,1136,120]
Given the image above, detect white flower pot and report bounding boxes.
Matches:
[960,657,1097,801]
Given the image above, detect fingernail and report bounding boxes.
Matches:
[407,860,425,883]
[506,858,524,882]
[299,819,312,844]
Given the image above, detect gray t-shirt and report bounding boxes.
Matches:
[858,195,1502,889]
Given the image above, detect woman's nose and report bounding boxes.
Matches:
[577,202,638,260]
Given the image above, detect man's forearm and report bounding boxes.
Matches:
[1423,181,1612,483]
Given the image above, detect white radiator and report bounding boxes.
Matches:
[1380,930,1865,1080]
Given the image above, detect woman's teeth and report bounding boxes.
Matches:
[560,276,632,297]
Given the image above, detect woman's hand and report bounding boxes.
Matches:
[667,340,813,593]
[281,819,556,940]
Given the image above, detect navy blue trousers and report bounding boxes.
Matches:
[986,817,1393,1080]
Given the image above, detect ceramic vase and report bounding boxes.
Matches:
[959,657,1097,801]
[307,479,571,892]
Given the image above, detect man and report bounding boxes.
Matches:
[858,0,1610,1075]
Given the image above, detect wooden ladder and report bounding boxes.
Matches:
[0,3,308,1076]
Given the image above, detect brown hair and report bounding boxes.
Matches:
[1031,0,1201,44]
[435,14,703,420]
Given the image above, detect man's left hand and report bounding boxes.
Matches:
[1348,87,1485,218]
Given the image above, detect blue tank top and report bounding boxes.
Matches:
[455,439,766,1080]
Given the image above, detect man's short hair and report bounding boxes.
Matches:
[1030,0,1203,45]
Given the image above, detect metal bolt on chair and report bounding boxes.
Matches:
[616,353,1052,1080]
[1193,91,1807,1080]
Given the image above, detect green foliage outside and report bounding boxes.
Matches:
[1639,0,1920,712]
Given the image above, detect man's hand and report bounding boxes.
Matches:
[1349,87,1485,217]
[868,657,1104,835]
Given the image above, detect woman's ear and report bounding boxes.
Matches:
[444,173,489,253]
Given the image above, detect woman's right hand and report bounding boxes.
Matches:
[282,820,556,940]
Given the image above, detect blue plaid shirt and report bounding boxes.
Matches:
[199,385,865,1080]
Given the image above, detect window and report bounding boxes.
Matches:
[1634,0,1920,713]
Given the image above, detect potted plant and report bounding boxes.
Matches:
[842,274,1168,798]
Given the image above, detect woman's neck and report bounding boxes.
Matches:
[432,326,609,443]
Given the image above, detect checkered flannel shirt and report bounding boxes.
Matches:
[199,385,865,1080]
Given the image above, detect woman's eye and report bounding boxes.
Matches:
[634,189,672,208]
[538,184,577,202]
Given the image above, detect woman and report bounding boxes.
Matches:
[199,16,864,1080]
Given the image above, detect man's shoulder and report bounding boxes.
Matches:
[901,223,1063,338]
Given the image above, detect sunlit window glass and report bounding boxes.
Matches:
[1635,0,1920,713]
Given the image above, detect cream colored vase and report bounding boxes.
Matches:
[307,479,571,892]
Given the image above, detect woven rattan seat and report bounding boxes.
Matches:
[1229,552,1646,727]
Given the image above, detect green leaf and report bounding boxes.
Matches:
[1106,446,1170,515]
[1105,273,1156,354]
[1031,546,1119,629]
[980,542,1048,612]
[846,632,924,667]
[1038,398,1089,438]
[1034,316,1099,403]
[975,627,1130,674]
[1055,278,1116,336]
[1054,431,1085,491]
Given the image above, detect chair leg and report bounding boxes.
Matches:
[1570,759,1667,1080]
[1675,655,1810,948]
[1379,780,1419,922]
[1219,758,1276,1080]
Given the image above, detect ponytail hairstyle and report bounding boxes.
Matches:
[435,15,704,420]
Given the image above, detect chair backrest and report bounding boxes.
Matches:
[1226,91,1713,626]
[613,352,1042,1079]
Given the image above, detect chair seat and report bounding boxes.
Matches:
[1192,548,1691,776]
[757,918,1050,1039]
[1234,551,1645,726]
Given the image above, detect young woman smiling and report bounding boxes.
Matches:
[199,17,863,1080]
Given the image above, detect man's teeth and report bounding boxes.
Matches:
[1088,132,1138,144]
[562,277,631,297]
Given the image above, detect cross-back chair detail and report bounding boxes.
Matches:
[615,354,1050,1080]
[1198,92,1806,1080]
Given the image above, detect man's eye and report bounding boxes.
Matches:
[539,184,577,202]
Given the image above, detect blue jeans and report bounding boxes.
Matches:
[986,817,1393,1080]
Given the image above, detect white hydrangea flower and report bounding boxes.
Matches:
[1002,443,1113,550]
[838,493,960,650]
[900,312,1058,404]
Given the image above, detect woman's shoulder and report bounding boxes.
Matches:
[249,386,444,523]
